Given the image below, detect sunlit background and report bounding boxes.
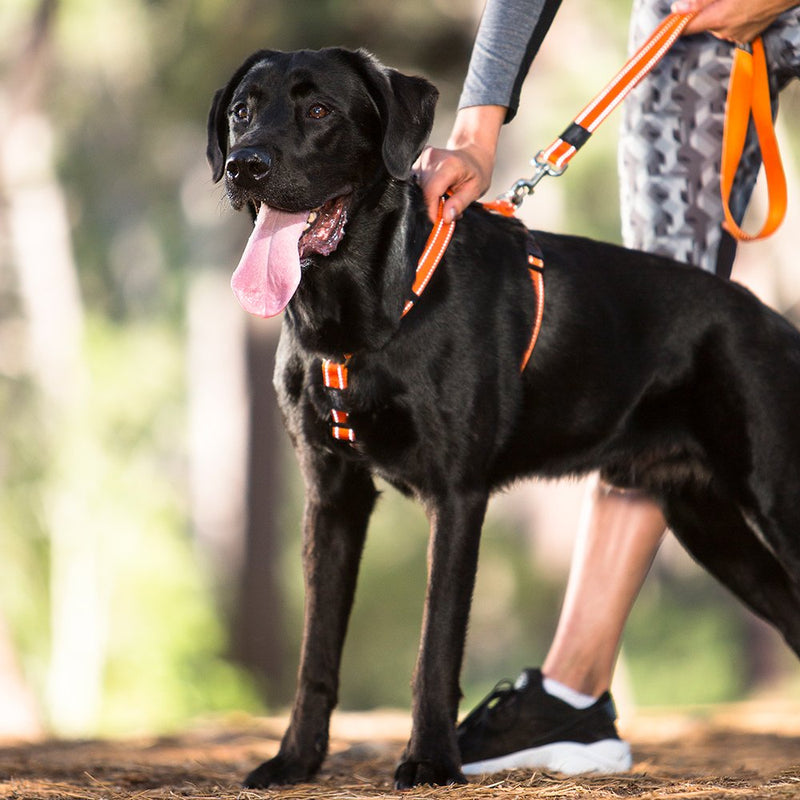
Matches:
[2,0,800,742]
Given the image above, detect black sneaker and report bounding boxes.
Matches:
[457,668,632,775]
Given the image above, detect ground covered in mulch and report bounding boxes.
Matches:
[1,703,799,799]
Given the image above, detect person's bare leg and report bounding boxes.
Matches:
[541,476,666,698]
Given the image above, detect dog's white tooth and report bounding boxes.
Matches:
[307,211,318,224]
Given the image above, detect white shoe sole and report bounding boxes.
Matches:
[461,738,632,776]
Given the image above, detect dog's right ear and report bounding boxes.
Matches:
[206,51,273,183]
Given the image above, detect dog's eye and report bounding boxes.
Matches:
[231,102,250,123]
[308,103,331,120]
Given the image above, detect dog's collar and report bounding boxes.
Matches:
[322,201,545,444]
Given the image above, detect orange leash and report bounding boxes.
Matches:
[721,39,787,241]
[539,12,697,174]
[496,12,698,212]
[495,13,787,243]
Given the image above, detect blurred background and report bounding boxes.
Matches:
[1,0,800,741]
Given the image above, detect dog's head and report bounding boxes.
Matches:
[207,48,438,317]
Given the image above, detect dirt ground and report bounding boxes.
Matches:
[1,702,799,800]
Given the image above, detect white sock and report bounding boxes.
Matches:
[542,676,596,709]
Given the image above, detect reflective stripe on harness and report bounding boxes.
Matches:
[402,200,456,317]
[322,357,355,442]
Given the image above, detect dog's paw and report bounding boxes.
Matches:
[243,754,317,788]
[393,758,467,789]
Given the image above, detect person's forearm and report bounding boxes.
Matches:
[446,105,506,159]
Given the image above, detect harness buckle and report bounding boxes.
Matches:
[499,151,568,210]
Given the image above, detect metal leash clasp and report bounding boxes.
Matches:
[500,151,568,210]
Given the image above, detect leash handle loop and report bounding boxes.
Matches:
[720,37,787,241]
[493,12,787,242]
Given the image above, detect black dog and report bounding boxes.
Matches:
[207,47,800,789]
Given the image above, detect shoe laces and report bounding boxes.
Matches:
[458,679,519,736]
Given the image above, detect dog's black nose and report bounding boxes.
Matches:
[225,148,272,185]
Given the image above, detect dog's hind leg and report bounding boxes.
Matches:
[394,489,489,789]
[244,454,377,788]
[663,481,800,659]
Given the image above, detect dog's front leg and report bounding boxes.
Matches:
[395,489,488,789]
[244,457,377,788]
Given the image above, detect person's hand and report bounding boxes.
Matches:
[672,0,798,43]
[415,143,494,224]
[414,105,506,224]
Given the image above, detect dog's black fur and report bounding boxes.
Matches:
[208,48,800,789]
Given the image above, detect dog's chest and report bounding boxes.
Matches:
[315,355,415,449]
[276,343,430,466]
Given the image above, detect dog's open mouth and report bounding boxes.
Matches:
[300,196,349,258]
[231,195,349,318]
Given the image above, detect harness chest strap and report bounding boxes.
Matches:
[321,358,355,442]
[322,201,545,442]
[320,199,456,443]
[521,238,545,373]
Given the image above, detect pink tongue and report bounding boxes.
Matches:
[231,204,309,317]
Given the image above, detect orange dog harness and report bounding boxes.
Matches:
[321,201,545,443]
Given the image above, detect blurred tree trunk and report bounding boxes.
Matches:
[230,320,289,702]
[1,0,107,735]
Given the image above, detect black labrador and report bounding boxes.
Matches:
[207,47,800,789]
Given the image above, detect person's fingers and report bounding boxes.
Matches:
[418,148,493,222]
[416,147,474,223]
[441,182,481,222]
[426,166,460,220]
[671,0,711,14]
[672,0,782,41]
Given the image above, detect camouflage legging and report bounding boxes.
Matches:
[619,1,800,277]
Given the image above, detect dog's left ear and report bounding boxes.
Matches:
[356,51,439,180]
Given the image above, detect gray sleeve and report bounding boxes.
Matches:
[458,0,563,122]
